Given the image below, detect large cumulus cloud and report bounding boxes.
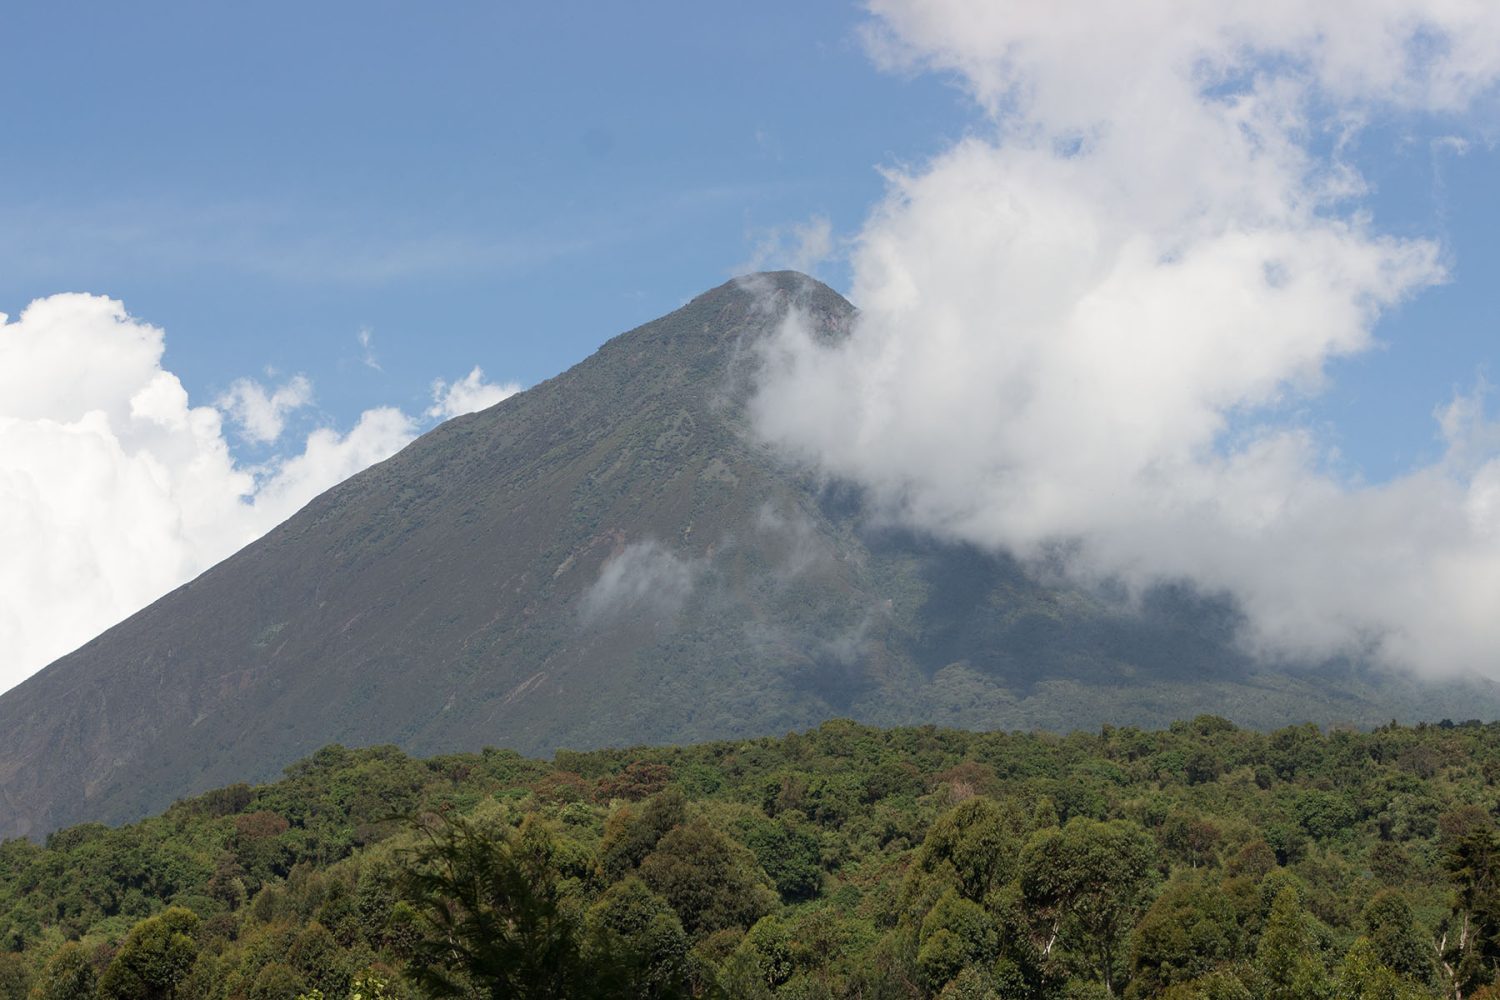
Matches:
[754,1,1500,677]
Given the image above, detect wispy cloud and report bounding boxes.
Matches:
[0,197,601,287]
[0,180,790,289]
[357,327,381,371]
[426,366,521,421]
[579,540,700,626]
[216,374,313,443]
[740,214,836,276]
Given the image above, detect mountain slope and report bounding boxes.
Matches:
[2,272,1497,838]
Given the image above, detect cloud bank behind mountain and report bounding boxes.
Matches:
[753,0,1500,678]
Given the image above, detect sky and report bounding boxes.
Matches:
[3,1,1500,692]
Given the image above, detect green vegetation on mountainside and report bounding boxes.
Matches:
[3,719,1500,998]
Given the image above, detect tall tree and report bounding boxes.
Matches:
[399,815,630,999]
[1020,818,1157,995]
[1256,887,1331,1000]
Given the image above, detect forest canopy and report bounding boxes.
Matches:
[2,717,1498,999]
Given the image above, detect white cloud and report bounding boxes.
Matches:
[579,540,699,626]
[0,294,515,693]
[742,214,836,276]
[426,366,521,421]
[753,1,1500,678]
[217,374,313,443]
[246,405,417,518]
[357,327,381,370]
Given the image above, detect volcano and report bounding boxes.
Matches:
[3,272,1495,838]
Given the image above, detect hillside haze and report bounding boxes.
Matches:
[3,271,1497,839]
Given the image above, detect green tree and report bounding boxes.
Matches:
[1256,887,1330,1000]
[599,789,686,882]
[99,906,201,1000]
[1159,811,1222,870]
[723,915,795,996]
[1333,938,1410,1000]
[29,942,97,1000]
[1158,968,1254,1000]
[585,878,689,998]
[937,966,1001,999]
[0,953,28,1000]
[248,961,304,1000]
[1438,815,1500,995]
[741,816,822,902]
[399,815,629,999]
[917,890,999,992]
[286,922,349,998]
[1129,873,1243,996]
[912,798,1023,906]
[637,817,777,938]
[1361,892,1435,986]
[1020,818,1157,995]
[178,952,229,1000]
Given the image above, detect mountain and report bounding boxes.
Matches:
[3,271,1497,839]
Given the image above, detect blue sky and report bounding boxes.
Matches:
[1314,121,1500,476]
[4,1,1500,688]
[3,3,1494,473]
[1,2,971,444]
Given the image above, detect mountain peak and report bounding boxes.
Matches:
[592,271,851,358]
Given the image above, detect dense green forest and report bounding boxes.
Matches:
[2,718,1499,999]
